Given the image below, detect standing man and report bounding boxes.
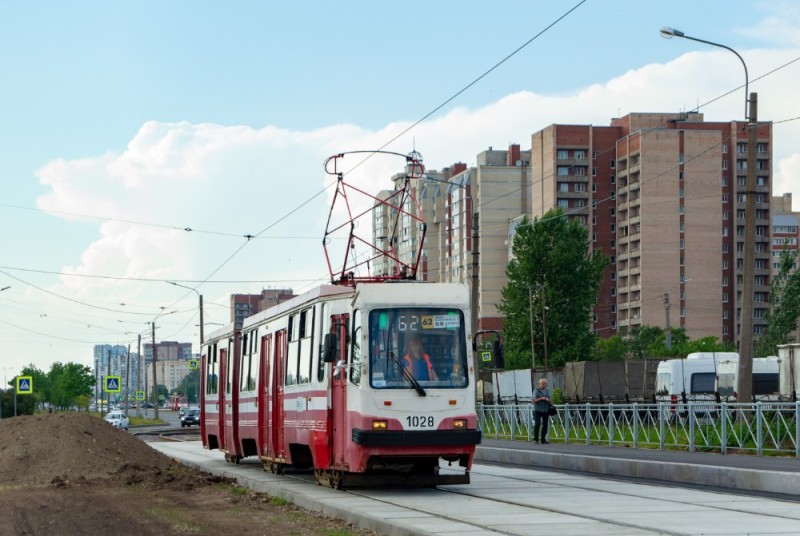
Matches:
[533,378,551,444]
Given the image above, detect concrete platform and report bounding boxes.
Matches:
[477,439,800,496]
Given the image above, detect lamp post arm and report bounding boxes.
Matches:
[671,33,749,119]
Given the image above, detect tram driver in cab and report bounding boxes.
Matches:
[403,334,438,381]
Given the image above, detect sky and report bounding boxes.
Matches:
[1,0,799,378]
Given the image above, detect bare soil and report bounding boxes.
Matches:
[0,413,377,536]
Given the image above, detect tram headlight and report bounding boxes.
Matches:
[372,420,388,430]
[453,419,467,429]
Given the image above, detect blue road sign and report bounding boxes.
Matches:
[104,376,121,393]
[16,376,33,395]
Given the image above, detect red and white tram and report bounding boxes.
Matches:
[200,281,481,488]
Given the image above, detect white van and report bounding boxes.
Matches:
[655,352,739,403]
[715,356,780,401]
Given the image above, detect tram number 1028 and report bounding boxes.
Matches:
[406,415,435,429]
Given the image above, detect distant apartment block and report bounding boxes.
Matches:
[143,341,193,363]
[230,289,294,328]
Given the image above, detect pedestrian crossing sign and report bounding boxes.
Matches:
[480,351,492,362]
[189,359,198,370]
[104,376,121,393]
[135,390,145,401]
[16,376,33,395]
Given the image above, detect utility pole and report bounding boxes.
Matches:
[663,293,672,350]
[529,287,536,371]
[541,288,549,369]
[138,334,143,418]
[151,322,160,420]
[106,348,111,411]
[738,93,758,404]
[125,344,131,417]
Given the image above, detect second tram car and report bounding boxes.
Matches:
[200,281,480,488]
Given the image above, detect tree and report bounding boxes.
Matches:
[755,249,800,357]
[498,209,608,369]
[47,362,95,410]
[175,369,201,404]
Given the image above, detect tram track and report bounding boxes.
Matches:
[235,462,682,535]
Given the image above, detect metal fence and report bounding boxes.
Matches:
[477,402,800,457]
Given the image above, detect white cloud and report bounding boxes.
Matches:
[19,41,800,372]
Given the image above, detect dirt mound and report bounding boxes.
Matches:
[0,413,212,488]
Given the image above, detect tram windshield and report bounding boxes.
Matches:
[368,308,468,390]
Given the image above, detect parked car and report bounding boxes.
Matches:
[104,411,130,430]
[180,407,200,427]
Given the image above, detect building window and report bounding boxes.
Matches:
[593,233,597,242]
[575,183,586,192]
[610,239,616,249]
[722,176,728,186]
[558,167,569,176]
[722,160,728,170]
[557,150,568,159]
[558,199,568,208]
[611,175,616,184]
[592,167,597,176]
[610,223,616,232]
[611,287,616,296]
[575,150,585,159]
[722,194,728,203]
[723,293,729,303]
[611,271,616,281]
[559,182,569,192]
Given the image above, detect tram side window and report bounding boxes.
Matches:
[225,345,233,395]
[240,329,259,392]
[239,332,249,392]
[286,313,299,386]
[297,308,313,384]
[316,303,328,382]
[350,310,361,385]
[206,343,218,395]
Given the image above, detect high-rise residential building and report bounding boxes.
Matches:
[771,193,799,273]
[93,344,141,400]
[530,112,773,344]
[771,193,800,343]
[230,289,294,328]
[371,147,531,333]
[143,341,193,362]
[531,124,621,335]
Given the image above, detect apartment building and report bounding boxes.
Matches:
[531,124,620,335]
[772,193,799,272]
[230,289,294,328]
[371,147,531,333]
[531,112,773,344]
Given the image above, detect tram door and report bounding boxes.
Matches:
[258,334,272,456]
[223,335,240,457]
[330,314,349,467]
[219,347,230,452]
[270,329,287,461]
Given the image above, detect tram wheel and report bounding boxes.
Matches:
[330,470,343,490]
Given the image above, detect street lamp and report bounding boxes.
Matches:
[167,282,204,345]
[661,26,758,403]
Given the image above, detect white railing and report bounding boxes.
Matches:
[477,402,800,457]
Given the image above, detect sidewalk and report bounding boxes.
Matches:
[476,439,800,496]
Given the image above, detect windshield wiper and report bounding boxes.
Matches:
[388,351,426,397]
